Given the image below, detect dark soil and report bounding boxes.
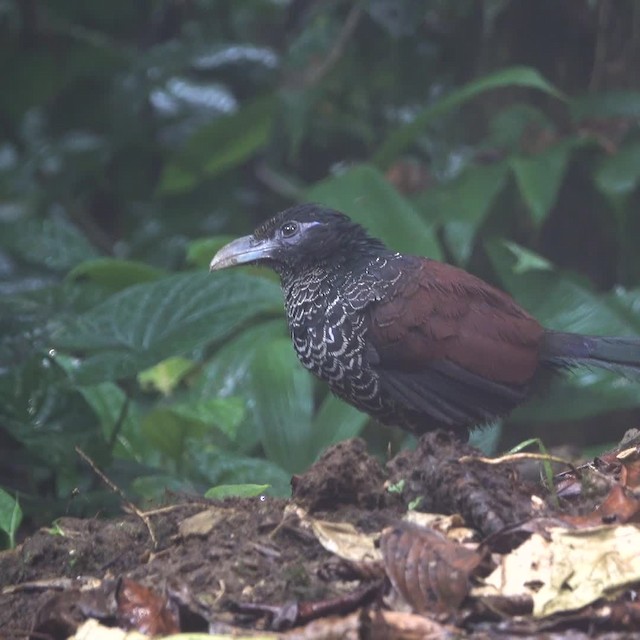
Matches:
[1,434,638,639]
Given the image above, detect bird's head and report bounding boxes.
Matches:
[209,204,387,276]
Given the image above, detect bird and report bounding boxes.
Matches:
[209,203,640,438]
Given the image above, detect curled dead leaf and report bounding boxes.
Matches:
[380,523,483,615]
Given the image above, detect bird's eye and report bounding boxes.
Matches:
[281,221,298,238]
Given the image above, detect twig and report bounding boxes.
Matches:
[75,446,158,548]
[303,3,363,87]
[459,451,576,471]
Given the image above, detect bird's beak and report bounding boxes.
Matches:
[209,235,277,271]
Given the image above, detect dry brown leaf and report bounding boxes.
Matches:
[116,578,179,635]
[404,512,478,543]
[474,524,640,617]
[308,518,381,563]
[380,523,482,615]
[178,508,226,537]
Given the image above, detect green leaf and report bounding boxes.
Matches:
[512,369,640,423]
[310,394,369,451]
[138,356,196,395]
[77,381,143,460]
[487,243,640,423]
[571,90,640,121]
[374,67,563,168]
[204,483,270,499]
[131,475,196,503]
[187,236,237,268]
[0,488,22,548]
[428,162,509,264]
[52,271,282,384]
[159,95,275,194]
[193,320,287,400]
[502,241,553,274]
[0,217,98,272]
[142,407,207,461]
[250,338,316,474]
[142,396,245,461]
[68,258,166,292]
[595,141,640,196]
[510,141,573,225]
[171,397,246,441]
[183,444,292,496]
[307,164,442,260]
[487,241,640,335]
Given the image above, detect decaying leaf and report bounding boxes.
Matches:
[178,508,226,538]
[115,578,179,635]
[308,518,382,563]
[380,523,483,615]
[71,618,149,640]
[474,524,640,617]
[404,511,478,543]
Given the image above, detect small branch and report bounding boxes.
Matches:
[303,4,363,87]
[459,451,576,470]
[75,446,158,548]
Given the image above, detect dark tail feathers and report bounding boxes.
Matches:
[541,331,640,378]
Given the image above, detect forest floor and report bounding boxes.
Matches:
[2,432,640,639]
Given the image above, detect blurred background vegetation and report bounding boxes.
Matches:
[2,0,640,540]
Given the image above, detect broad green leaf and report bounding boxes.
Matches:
[307,164,442,259]
[183,443,292,496]
[142,407,207,462]
[0,488,22,548]
[131,475,196,502]
[441,222,477,266]
[159,164,194,194]
[487,242,640,423]
[204,483,270,499]
[428,162,509,264]
[0,356,105,477]
[187,235,236,268]
[191,320,286,453]
[487,104,554,150]
[52,271,282,384]
[502,241,553,274]
[374,67,563,168]
[138,357,196,395]
[571,90,640,121]
[310,394,369,451]
[68,258,165,292]
[250,338,315,474]
[595,141,640,196]
[487,241,640,335]
[0,217,98,271]
[77,381,143,460]
[159,95,275,193]
[510,141,573,225]
[512,370,640,423]
[193,320,287,401]
[419,162,509,226]
[171,396,246,441]
[142,397,245,461]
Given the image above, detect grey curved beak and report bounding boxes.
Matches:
[209,235,276,271]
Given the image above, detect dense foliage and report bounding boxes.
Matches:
[2,0,640,539]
